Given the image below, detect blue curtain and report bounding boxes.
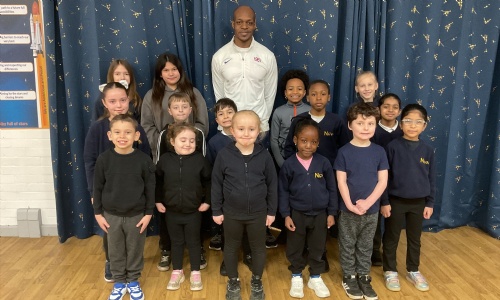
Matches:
[46,0,499,242]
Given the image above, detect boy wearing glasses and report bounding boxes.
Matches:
[334,102,389,300]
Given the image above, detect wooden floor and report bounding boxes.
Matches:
[0,226,499,300]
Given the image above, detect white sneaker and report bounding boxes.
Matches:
[289,276,304,298]
[307,276,330,298]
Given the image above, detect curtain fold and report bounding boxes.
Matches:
[46,0,500,242]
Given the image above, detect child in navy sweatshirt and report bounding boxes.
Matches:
[370,93,403,266]
[279,119,337,298]
[381,104,435,293]
[284,80,350,166]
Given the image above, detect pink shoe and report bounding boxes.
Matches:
[167,269,185,290]
[190,271,203,291]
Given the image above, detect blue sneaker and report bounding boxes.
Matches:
[127,281,145,300]
[108,282,126,300]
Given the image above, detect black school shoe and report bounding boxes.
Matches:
[226,278,242,300]
[357,275,378,300]
[342,275,363,299]
[250,275,265,300]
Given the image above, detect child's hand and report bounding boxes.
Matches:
[349,205,365,215]
[355,199,371,213]
[213,215,224,225]
[380,205,391,218]
[95,214,109,233]
[327,215,335,228]
[423,207,433,219]
[91,197,94,205]
[155,203,166,213]
[136,215,152,234]
[198,203,210,212]
[285,216,295,231]
[266,215,275,227]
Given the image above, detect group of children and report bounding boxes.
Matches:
[84,56,435,300]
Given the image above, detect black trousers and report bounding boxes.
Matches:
[158,211,171,252]
[286,210,327,276]
[166,210,202,271]
[223,215,266,279]
[382,197,426,272]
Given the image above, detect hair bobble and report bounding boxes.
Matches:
[98,80,129,92]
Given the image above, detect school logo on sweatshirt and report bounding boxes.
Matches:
[420,157,429,165]
[315,173,324,179]
[323,130,334,137]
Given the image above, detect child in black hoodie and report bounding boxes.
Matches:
[156,123,212,292]
[211,110,278,300]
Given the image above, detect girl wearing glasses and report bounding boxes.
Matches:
[380,103,436,293]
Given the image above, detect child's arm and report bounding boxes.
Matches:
[211,153,225,224]
[93,156,109,232]
[324,162,338,228]
[356,169,388,212]
[143,158,156,215]
[270,113,285,167]
[264,152,278,227]
[155,158,166,213]
[278,163,293,230]
[283,119,298,160]
[199,157,212,212]
[83,123,100,197]
[336,170,363,215]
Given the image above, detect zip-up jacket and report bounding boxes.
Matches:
[212,37,278,131]
[156,151,212,214]
[211,142,278,220]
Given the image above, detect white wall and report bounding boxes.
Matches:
[0,129,57,236]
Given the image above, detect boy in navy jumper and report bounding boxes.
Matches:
[381,104,435,293]
[279,119,337,298]
[93,114,155,300]
[284,80,350,166]
[334,103,389,300]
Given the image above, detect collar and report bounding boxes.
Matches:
[285,101,306,108]
[379,120,399,132]
[231,36,255,51]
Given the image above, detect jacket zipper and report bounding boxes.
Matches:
[245,162,249,213]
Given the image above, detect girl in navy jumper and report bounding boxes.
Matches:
[83,82,150,283]
[212,110,278,300]
[279,119,337,298]
[156,123,212,291]
[381,104,435,293]
[370,93,403,266]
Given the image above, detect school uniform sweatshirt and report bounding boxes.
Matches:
[283,112,350,166]
[156,151,212,214]
[211,142,278,220]
[381,137,436,208]
[278,153,338,218]
[371,123,403,149]
[206,131,233,165]
[93,148,155,217]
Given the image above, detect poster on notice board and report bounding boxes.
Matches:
[0,0,49,128]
